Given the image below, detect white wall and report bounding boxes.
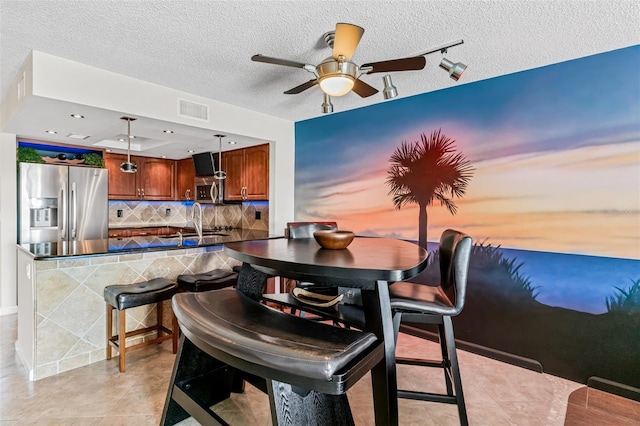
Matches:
[0,132,17,314]
[0,51,296,314]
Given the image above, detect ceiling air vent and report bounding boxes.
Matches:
[178,98,209,122]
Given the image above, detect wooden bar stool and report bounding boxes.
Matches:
[104,278,179,372]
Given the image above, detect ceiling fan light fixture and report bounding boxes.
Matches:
[317,59,357,97]
[382,74,398,99]
[319,75,355,97]
[321,93,334,113]
[439,58,467,81]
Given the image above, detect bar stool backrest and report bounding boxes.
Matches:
[287,221,338,239]
[438,229,472,316]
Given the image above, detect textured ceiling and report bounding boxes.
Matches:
[1,0,639,157]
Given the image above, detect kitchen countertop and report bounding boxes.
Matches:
[18,228,280,260]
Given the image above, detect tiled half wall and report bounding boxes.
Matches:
[31,247,242,380]
[108,200,269,231]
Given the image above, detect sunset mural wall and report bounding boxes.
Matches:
[294,45,640,389]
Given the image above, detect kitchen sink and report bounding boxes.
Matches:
[159,232,229,239]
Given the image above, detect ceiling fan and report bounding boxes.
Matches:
[251,23,466,112]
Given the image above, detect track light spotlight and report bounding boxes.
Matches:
[382,75,398,99]
[439,58,467,81]
[321,93,334,113]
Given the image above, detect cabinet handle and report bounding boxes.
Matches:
[137,188,141,198]
[242,186,247,200]
[141,188,145,198]
[185,189,191,200]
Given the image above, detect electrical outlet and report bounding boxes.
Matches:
[255,211,261,220]
[166,208,171,216]
[117,209,123,218]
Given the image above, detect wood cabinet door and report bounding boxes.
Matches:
[105,153,138,200]
[139,157,175,200]
[130,228,159,237]
[176,158,195,200]
[223,149,245,201]
[108,229,131,238]
[244,144,269,200]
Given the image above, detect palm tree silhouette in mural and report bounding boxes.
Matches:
[386,129,473,248]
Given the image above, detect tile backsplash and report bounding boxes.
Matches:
[108,200,269,230]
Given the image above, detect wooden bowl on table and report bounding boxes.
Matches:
[313,230,355,249]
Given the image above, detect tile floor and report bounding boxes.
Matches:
[0,312,633,425]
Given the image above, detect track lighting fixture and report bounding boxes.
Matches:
[439,58,467,81]
[382,75,398,99]
[321,93,334,113]
[119,116,137,173]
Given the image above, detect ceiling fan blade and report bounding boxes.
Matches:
[361,56,426,74]
[351,79,379,98]
[284,79,318,94]
[332,23,364,61]
[251,54,309,69]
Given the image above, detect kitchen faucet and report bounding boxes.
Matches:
[190,202,203,240]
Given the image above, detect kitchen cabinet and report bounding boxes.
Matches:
[129,228,159,237]
[105,153,176,200]
[108,229,130,238]
[223,144,269,201]
[176,157,195,200]
[108,226,179,238]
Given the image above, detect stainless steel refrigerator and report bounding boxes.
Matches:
[19,163,109,244]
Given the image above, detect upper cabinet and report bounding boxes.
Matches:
[176,157,196,201]
[223,144,269,201]
[105,153,175,200]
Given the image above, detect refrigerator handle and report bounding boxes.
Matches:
[71,182,77,239]
[60,185,67,240]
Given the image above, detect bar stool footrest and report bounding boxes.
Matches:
[397,389,459,404]
[108,324,175,351]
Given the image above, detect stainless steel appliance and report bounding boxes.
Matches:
[19,163,109,244]
[194,176,224,204]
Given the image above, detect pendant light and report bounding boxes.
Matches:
[213,134,226,180]
[119,116,137,173]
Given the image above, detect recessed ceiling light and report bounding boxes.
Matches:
[46,130,57,134]
[161,155,167,158]
[70,114,84,119]
[187,150,195,153]
[163,130,174,134]
[228,141,237,145]
[106,149,113,152]
[118,138,126,142]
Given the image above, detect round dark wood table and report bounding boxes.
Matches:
[224,236,428,426]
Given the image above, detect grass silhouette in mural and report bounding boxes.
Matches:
[413,241,640,389]
[606,278,640,314]
[386,129,474,248]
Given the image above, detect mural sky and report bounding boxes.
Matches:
[295,45,640,260]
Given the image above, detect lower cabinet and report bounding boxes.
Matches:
[108,229,130,238]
